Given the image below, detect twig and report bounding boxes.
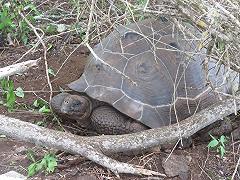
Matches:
[14,44,39,63]
[231,155,240,180]
[84,0,96,44]
[19,11,53,101]
[143,0,149,11]
[56,42,84,75]
[213,1,240,29]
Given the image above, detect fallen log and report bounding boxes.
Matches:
[0,95,239,176]
[0,59,39,79]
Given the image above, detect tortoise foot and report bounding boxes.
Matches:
[91,106,149,135]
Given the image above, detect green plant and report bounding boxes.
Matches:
[207,134,227,158]
[27,150,57,177]
[216,39,226,53]
[137,0,148,7]
[33,99,51,113]
[48,68,56,77]
[0,78,25,111]
[15,87,24,98]
[0,78,16,111]
[0,1,40,45]
[0,3,15,33]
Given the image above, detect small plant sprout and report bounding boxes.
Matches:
[0,78,16,111]
[33,99,51,113]
[15,87,24,98]
[27,150,57,177]
[48,68,56,77]
[0,78,25,111]
[207,134,227,158]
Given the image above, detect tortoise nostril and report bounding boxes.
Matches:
[61,108,68,114]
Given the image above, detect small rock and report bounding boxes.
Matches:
[77,175,98,180]
[15,146,27,155]
[0,171,27,180]
[162,155,191,180]
[232,127,240,140]
[178,137,193,149]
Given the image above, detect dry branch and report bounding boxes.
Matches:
[0,59,39,79]
[0,95,239,175]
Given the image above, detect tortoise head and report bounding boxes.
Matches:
[51,93,92,128]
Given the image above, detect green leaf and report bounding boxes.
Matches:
[57,24,66,32]
[36,121,44,126]
[47,43,53,51]
[15,87,24,98]
[28,162,37,177]
[0,23,4,30]
[27,149,36,162]
[217,40,225,52]
[219,146,226,158]
[33,99,47,108]
[36,161,45,171]
[209,134,217,140]
[219,135,226,147]
[47,160,57,173]
[0,79,17,111]
[4,2,11,8]
[45,24,56,34]
[48,68,56,77]
[27,152,57,177]
[137,0,148,6]
[6,80,16,111]
[33,99,40,107]
[45,154,57,173]
[208,139,219,148]
[39,105,51,113]
[1,78,8,95]
[21,33,29,45]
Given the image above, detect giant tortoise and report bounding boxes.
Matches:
[51,18,237,135]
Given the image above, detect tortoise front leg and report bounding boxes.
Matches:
[91,106,149,135]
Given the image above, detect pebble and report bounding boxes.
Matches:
[162,155,191,180]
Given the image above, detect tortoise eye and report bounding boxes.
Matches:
[64,100,69,104]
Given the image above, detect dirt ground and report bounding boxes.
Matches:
[0,45,239,180]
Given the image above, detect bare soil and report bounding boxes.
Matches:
[0,45,239,180]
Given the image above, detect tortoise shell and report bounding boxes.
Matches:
[68,18,236,128]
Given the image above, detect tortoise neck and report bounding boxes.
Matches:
[81,95,93,119]
[91,98,108,109]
